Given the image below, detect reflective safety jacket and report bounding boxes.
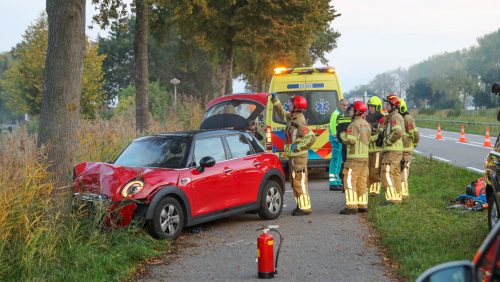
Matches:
[340,116,371,159]
[366,111,385,153]
[401,113,420,152]
[335,111,351,142]
[382,111,404,151]
[272,98,316,157]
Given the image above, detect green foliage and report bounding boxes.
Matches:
[162,0,341,93]
[417,108,437,115]
[117,81,171,117]
[446,108,462,118]
[98,16,215,99]
[368,156,488,280]
[0,15,106,119]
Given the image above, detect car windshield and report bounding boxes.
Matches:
[205,100,264,120]
[272,90,339,125]
[114,137,190,169]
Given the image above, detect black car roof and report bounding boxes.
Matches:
[134,129,246,142]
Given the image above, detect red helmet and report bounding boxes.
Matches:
[291,95,307,111]
[352,101,367,115]
[384,94,400,108]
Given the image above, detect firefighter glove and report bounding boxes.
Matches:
[271,92,278,100]
[290,144,297,152]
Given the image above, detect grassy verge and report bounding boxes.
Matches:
[368,155,488,280]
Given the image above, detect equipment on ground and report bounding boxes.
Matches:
[256,225,283,279]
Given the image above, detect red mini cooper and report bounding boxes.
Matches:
[73,130,285,240]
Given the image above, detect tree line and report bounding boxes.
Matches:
[346,29,500,110]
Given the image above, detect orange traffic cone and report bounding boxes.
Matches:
[435,122,443,140]
[483,127,492,147]
[458,124,467,143]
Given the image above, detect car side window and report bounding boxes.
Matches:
[226,134,253,158]
[194,137,226,165]
[244,132,264,153]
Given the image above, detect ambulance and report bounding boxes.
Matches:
[265,66,343,169]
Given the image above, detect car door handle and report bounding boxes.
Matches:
[253,162,262,166]
[223,168,233,173]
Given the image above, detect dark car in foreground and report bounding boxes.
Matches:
[73,130,285,240]
[485,82,500,230]
[417,221,500,282]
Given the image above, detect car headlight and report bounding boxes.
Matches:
[121,180,144,198]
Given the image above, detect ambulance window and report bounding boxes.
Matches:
[272,90,339,125]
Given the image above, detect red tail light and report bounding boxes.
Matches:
[266,126,272,150]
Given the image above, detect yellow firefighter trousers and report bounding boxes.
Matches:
[368,151,382,195]
[381,151,403,203]
[342,159,369,209]
[289,155,311,211]
[401,152,412,199]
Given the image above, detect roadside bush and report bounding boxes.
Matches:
[446,108,461,118]
[418,108,437,115]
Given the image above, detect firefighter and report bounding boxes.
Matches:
[381,94,405,204]
[270,93,316,216]
[366,96,385,196]
[339,101,371,214]
[328,99,349,191]
[398,98,419,199]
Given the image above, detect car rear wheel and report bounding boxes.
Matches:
[258,180,283,220]
[488,193,499,230]
[147,197,185,240]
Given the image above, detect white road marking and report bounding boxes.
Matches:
[433,156,451,163]
[466,167,484,173]
[414,149,422,154]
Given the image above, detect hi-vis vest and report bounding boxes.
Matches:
[340,116,371,159]
[367,112,385,153]
[382,111,404,151]
[272,99,316,157]
[402,113,420,152]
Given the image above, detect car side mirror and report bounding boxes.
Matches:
[197,156,216,173]
[416,261,473,282]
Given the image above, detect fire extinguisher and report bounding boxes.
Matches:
[256,225,283,279]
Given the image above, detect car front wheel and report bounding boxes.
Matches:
[147,197,185,240]
[488,193,499,230]
[258,180,283,220]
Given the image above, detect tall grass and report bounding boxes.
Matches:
[0,96,203,280]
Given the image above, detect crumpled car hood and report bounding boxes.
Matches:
[73,162,180,202]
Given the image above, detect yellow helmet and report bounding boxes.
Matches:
[367,96,382,112]
[399,98,408,113]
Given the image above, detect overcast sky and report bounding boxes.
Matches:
[1,1,498,92]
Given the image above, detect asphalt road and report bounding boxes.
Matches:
[416,127,497,173]
[138,174,390,282]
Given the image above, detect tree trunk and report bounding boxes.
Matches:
[212,46,233,98]
[38,0,85,214]
[225,57,233,94]
[134,0,149,135]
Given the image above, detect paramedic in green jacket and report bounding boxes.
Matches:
[329,99,351,191]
